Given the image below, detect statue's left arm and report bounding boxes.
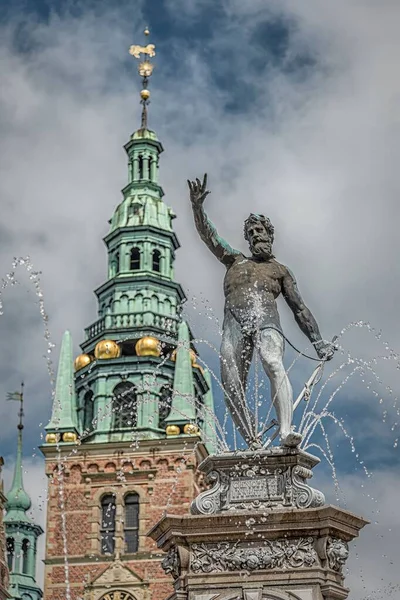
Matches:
[281,267,334,360]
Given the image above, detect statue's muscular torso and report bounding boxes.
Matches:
[223,255,287,332]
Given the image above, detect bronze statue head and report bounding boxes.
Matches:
[244,214,275,259]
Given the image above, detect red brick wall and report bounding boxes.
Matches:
[43,442,203,600]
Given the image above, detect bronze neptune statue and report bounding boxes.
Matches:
[188,174,335,449]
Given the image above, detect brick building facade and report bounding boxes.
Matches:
[42,439,207,600]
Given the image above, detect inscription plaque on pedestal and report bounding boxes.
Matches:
[229,475,282,503]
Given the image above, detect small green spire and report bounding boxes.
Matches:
[5,391,44,599]
[45,330,78,434]
[202,369,218,454]
[5,394,31,521]
[166,321,196,426]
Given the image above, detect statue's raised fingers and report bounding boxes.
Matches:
[202,173,208,192]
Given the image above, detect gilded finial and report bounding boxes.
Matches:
[129,27,155,129]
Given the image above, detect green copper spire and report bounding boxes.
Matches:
[166,321,196,426]
[202,369,218,454]
[5,386,31,522]
[5,387,43,600]
[44,31,217,448]
[45,331,78,437]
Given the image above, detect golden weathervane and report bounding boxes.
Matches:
[128,27,155,129]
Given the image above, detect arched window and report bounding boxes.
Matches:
[130,247,140,271]
[100,494,116,554]
[6,537,14,571]
[148,156,153,180]
[112,382,137,429]
[138,155,144,179]
[158,386,172,429]
[22,539,29,574]
[152,249,161,272]
[83,390,95,433]
[124,493,139,553]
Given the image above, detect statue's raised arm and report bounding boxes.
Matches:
[188,174,240,267]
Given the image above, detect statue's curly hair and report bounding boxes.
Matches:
[243,213,274,242]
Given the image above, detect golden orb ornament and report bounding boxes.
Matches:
[183,423,200,436]
[45,433,59,444]
[140,89,150,101]
[144,27,150,36]
[74,353,92,372]
[171,348,198,365]
[165,425,180,436]
[190,350,199,366]
[135,336,161,357]
[94,339,121,360]
[63,432,78,443]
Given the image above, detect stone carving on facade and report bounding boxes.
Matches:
[190,538,319,574]
[161,546,181,580]
[191,451,325,515]
[191,470,225,515]
[290,466,325,509]
[326,537,349,572]
[81,558,147,600]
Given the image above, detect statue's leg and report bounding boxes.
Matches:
[257,328,302,447]
[220,311,255,446]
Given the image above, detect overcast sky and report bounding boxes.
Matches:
[0,0,400,597]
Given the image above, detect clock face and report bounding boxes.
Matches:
[101,593,136,600]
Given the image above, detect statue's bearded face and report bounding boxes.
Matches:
[245,221,274,259]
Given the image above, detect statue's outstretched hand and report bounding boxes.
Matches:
[316,340,336,362]
[188,173,210,208]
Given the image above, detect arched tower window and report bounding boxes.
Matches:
[148,156,153,180]
[100,494,116,554]
[6,537,14,571]
[83,390,95,433]
[138,155,144,179]
[158,385,172,429]
[130,247,140,271]
[124,493,139,553]
[112,382,137,429]
[152,249,161,273]
[22,539,29,574]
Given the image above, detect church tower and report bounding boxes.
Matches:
[5,387,43,600]
[41,29,216,600]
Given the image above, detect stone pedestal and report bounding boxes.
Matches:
[191,448,325,514]
[148,450,368,600]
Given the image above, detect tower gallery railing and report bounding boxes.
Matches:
[85,312,179,340]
